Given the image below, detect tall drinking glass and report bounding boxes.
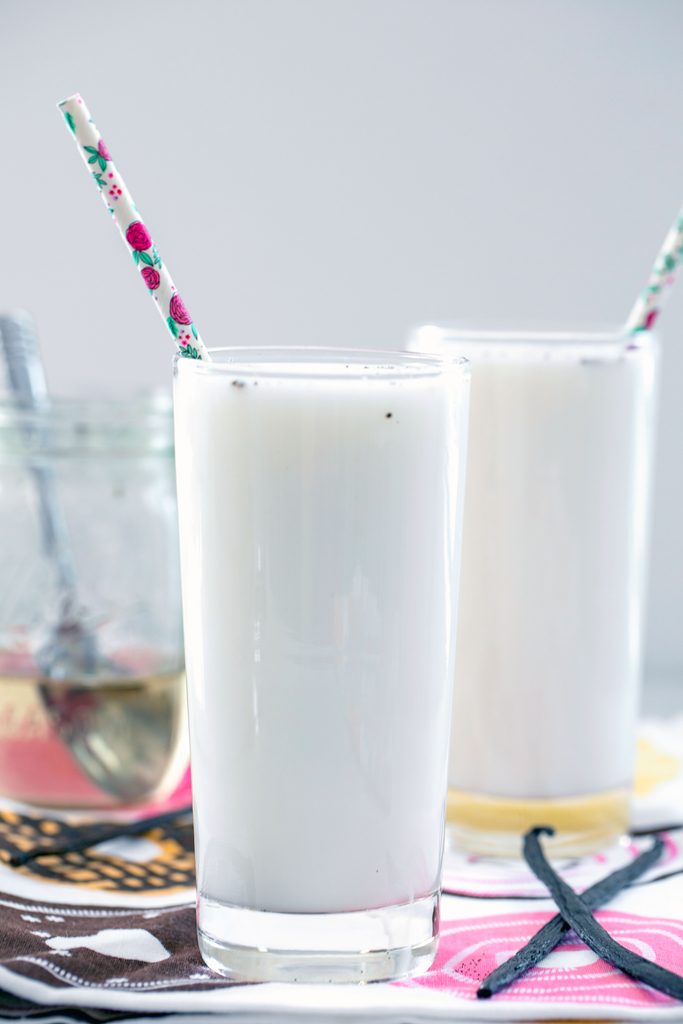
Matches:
[410,326,658,857]
[173,348,470,982]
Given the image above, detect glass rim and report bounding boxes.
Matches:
[174,346,469,381]
[410,322,657,353]
[0,390,174,455]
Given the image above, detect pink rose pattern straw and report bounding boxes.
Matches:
[626,204,683,334]
[58,94,209,360]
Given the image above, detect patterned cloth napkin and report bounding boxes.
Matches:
[0,716,680,1022]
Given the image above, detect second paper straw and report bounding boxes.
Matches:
[626,205,683,334]
[58,93,209,361]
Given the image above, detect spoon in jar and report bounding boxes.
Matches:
[1,314,184,804]
[0,313,175,803]
[0,310,99,680]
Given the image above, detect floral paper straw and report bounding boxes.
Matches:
[58,94,209,360]
[626,204,683,334]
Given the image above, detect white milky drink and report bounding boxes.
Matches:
[411,327,658,856]
[173,348,469,982]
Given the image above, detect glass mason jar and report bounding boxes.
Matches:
[0,392,188,808]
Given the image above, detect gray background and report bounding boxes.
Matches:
[0,0,681,680]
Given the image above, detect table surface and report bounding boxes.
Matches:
[3,675,682,1023]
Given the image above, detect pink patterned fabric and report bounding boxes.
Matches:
[401,909,683,1008]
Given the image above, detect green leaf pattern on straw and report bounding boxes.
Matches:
[57,93,210,360]
[626,208,683,334]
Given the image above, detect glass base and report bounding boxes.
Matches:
[447,785,630,857]
[197,890,439,983]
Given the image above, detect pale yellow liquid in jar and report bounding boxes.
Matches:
[0,669,188,808]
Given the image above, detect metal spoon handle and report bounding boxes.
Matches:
[0,312,77,598]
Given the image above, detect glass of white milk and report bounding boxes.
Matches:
[410,325,659,857]
[173,347,470,982]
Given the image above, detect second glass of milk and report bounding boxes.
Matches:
[173,347,470,982]
[411,325,658,857]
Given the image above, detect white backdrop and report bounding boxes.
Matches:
[1,0,682,678]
